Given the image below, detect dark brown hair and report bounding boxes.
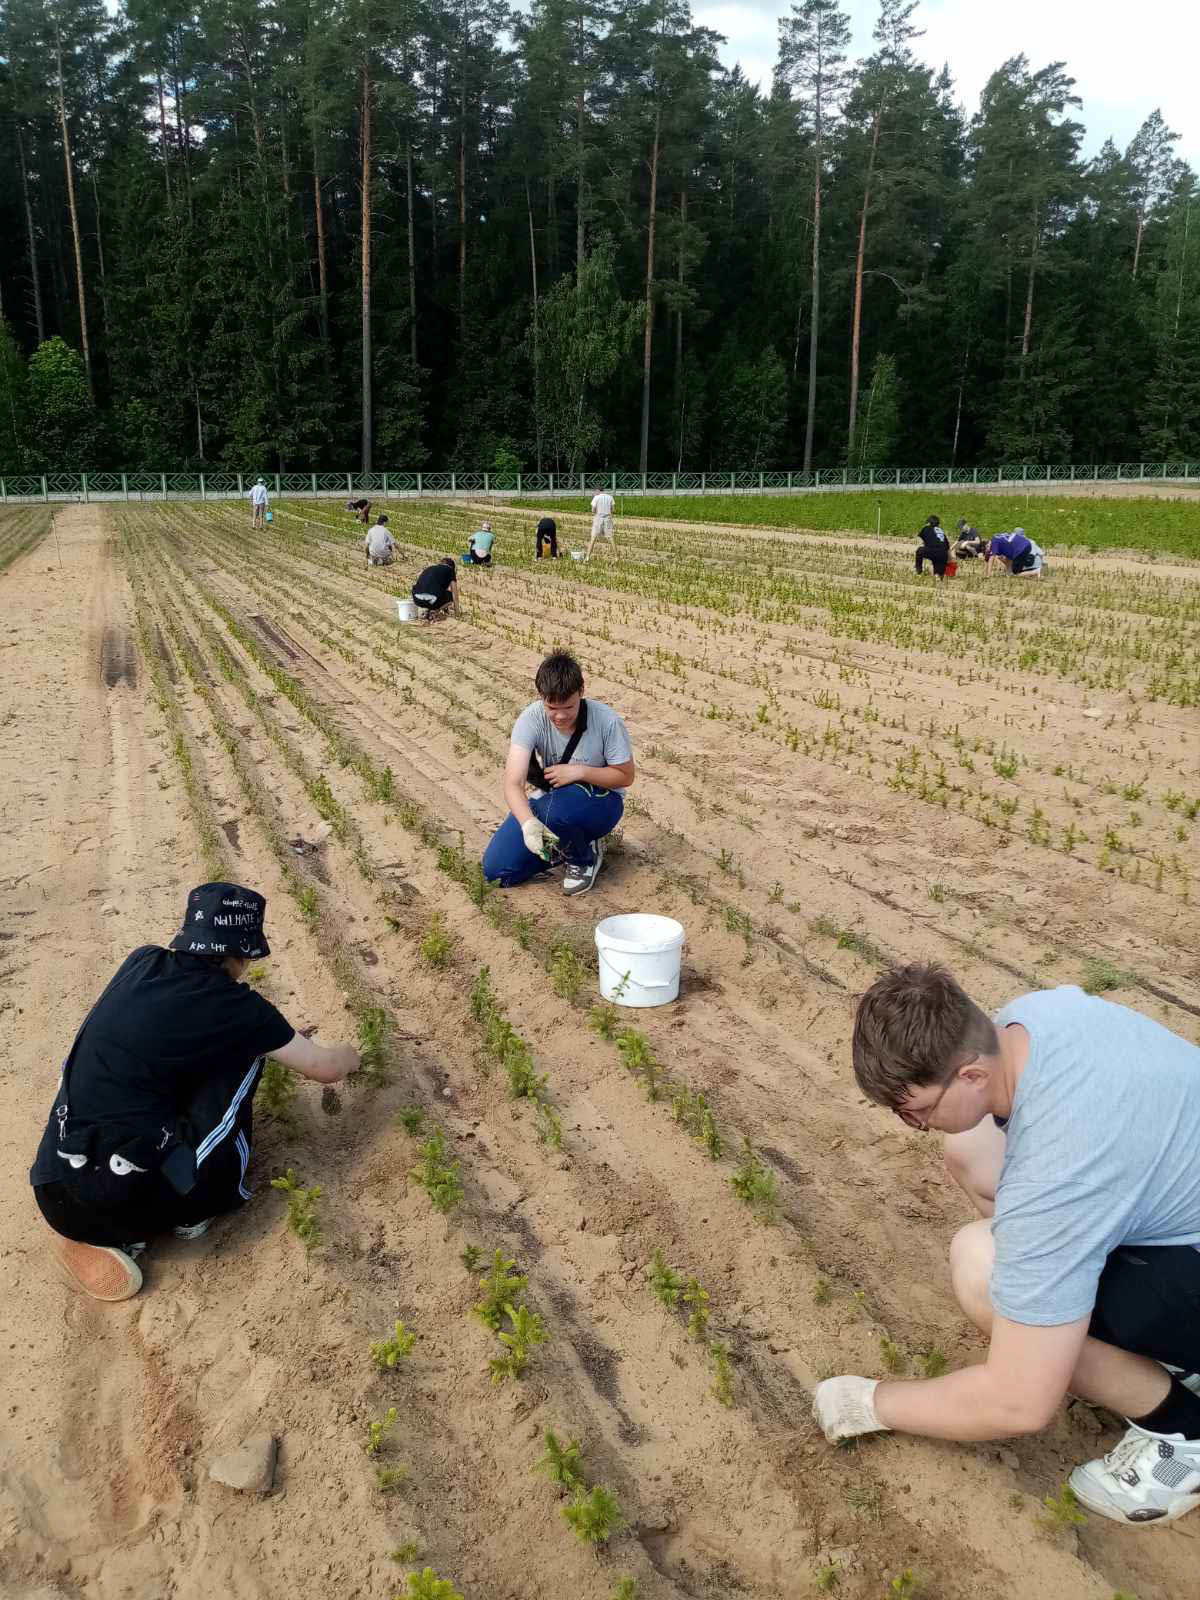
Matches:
[535,651,584,702]
[851,962,998,1108]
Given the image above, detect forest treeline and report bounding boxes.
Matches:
[1,0,1197,473]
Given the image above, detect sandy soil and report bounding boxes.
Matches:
[1,503,1197,1600]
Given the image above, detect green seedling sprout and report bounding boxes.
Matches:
[397,1106,425,1135]
[549,942,587,1001]
[400,1571,464,1600]
[389,1540,422,1563]
[683,1277,710,1341]
[366,1406,398,1455]
[270,1169,322,1254]
[610,1582,637,1600]
[356,1006,390,1083]
[419,913,453,967]
[460,1243,483,1273]
[879,1334,907,1374]
[649,1249,685,1309]
[536,1429,583,1489]
[813,1277,832,1305]
[371,1319,417,1370]
[488,1302,547,1384]
[815,1562,840,1592]
[1039,1481,1087,1530]
[709,1340,734,1406]
[729,1138,780,1223]
[376,1464,407,1494]
[920,1346,949,1378]
[888,1570,922,1599]
[409,1126,463,1213]
[473,1250,528,1331]
[562,1484,624,1546]
[298,884,319,925]
[256,1057,296,1121]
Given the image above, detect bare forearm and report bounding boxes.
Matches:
[504,777,534,824]
[573,764,633,790]
[874,1366,1042,1440]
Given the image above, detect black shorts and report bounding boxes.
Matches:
[1011,550,1037,574]
[413,591,451,612]
[1089,1244,1200,1371]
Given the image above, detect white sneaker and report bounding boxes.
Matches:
[172,1218,213,1240]
[1069,1423,1200,1525]
[563,839,605,896]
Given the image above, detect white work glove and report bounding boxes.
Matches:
[812,1376,890,1443]
[521,817,546,859]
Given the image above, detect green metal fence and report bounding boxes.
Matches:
[2,463,1198,503]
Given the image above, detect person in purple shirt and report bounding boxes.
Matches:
[986,529,1040,576]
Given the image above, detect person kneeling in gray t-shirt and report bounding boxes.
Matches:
[481,651,634,897]
[812,965,1200,1529]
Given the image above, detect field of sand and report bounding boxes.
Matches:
[1,497,1197,1600]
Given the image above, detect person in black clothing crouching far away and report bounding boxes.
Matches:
[916,514,951,578]
[29,883,359,1303]
[535,515,558,559]
[412,556,461,623]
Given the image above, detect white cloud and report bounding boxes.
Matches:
[694,0,1200,167]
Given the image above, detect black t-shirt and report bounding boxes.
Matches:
[919,522,948,552]
[413,562,454,599]
[537,517,556,537]
[30,946,293,1186]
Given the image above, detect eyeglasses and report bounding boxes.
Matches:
[893,1056,978,1131]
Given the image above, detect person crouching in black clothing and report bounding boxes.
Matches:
[916,515,950,578]
[536,516,558,559]
[29,883,359,1302]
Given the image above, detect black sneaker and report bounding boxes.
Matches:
[563,839,604,896]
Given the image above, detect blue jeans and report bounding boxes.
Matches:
[482,785,623,886]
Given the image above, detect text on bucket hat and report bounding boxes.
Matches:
[168,882,271,958]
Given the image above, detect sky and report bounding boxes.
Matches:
[693,0,1200,169]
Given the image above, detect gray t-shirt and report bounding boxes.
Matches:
[990,986,1200,1326]
[366,525,393,559]
[510,699,633,777]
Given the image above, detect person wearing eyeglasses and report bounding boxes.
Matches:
[813,963,1200,1528]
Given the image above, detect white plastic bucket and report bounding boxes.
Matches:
[396,598,419,623]
[594,914,684,1008]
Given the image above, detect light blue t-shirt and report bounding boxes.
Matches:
[990,986,1200,1326]
[471,530,495,555]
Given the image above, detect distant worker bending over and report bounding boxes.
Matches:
[987,529,1043,576]
[365,513,395,566]
[814,963,1200,1528]
[348,497,372,526]
[915,514,950,578]
[954,519,986,559]
[30,883,358,1302]
[482,651,634,897]
[585,489,616,561]
[536,515,558,560]
[249,477,270,528]
[412,556,461,623]
[462,521,494,566]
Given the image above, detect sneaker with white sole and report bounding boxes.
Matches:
[172,1218,213,1240]
[1069,1423,1200,1525]
[563,839,604,896]
[51,1237,143,1302]
[1162,1363,1200,1397]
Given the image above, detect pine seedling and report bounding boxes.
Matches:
[879,1334,907,1374]
[611,1582,637,1600]
[729,1139,780,1224]
[683,1277,710,1342]
[488,1302,547,1384]
[356,1006,390,1084]
[298,884,319,926]
[460,1243,483,1273]
[419,914,453,968]
[815,1561,840,1591]
[649,1249,685,1309]
[376,1464,406,1494]
[549,943,587,1001]
[401,1571,464,1600]
[256,1058,296,1122]
[409,1127,463,1213]
[270,1169,322,1254]
[920,1346,949,1379]
[888,1571,922,1599]
[473,1250,528,1331]
[536,1101,563,1150]
[504,1038,547,1102]
[371,1319,417,1370]
[536,1429,583,1490]
[469,965,498,1025]
[709,1340,734,1407]
[389,1540,422,1563]
[562,1484,624,1546]
[813,1277,832,1306]
[1039,1482,1087,1531]
[366,1407,399,1455]
[397,1106,425,1135]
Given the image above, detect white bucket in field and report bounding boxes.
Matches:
[594,914,685,1008]
[396,598,419,623]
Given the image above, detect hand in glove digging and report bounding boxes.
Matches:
[521,817,546,859]
[812,1376,891,1443]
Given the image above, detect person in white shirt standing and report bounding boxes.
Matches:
[585,488,616,561]
[249,478,270,528]
[365,514,395,566]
